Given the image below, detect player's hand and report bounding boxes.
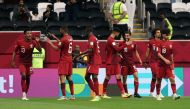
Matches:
[139,60,143,66]
[11,61,16,68]
[30,70,34,75]
[30,67,34,75]
[143,62,148,69]
[165,59,171,65]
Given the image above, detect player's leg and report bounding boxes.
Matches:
[26,76,30,94]
[150,63,157,97]
[133,72,142,98]
[85,73,95,92]
[91,74,101,101]
[102,74,111,98]
[168,70,180,100]
[26,66,32,94]
[102,65,111,98]
[58,74,67,100]
[122,75,132,98]
[114,64,129,98]
[122,75,128,94]
[156,78,162,100]
[66,75,75,100]
[19,64,29,100]
[121,66,128,94]
[92,74,99,96]
[21,74,28,100]
[115,74,130,98]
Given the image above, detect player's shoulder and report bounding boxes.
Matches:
[17,39,24,44]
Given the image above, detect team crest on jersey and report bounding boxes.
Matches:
[169,45,172,48]
[112,42,116,46]
[90,42,94,46]
[30,44,33,48]
[131,44,134,48]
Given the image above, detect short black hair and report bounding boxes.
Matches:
[60,26,69,33]
[85,26,93,34]
[24,29,31,34]
[47,4,53,10]
[152,28,160,37]
[112,27,120,33]
[162,29,170,35]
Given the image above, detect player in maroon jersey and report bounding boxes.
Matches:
[120,34,142,98]
[156,29,180,100]
[75,27,102,101]
[45,26,75,100]
[144,28,163,97]
[102,28,131,99]
[11,29,42,100]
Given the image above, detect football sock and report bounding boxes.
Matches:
[68,80,74,95]
[150,78,156,93]
[123,84,128,93]
[93,78,99,96]
[26,77,30,94]
[85,74,95,92]
[21,77,27,93]
[134,81,139,94]
[61,83,66,96]
[156,83,161,95]
[103,78,109,94]
[116,79,125,94]
[171,83,177,94]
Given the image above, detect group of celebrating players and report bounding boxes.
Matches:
[11,26,180,101]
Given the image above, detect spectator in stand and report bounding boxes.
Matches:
[12,0,31,22]
[65,0,79,21]
[43,5,57,22]
[31,9,42,21]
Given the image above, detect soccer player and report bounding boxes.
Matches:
[11,29,42,100]
[102,28,130,98]
[144,28,162,97]
[120,34,142,98]
[46,26,75,100]
[156,29,180,100]
[76,27,102,101]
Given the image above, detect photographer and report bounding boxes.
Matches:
[12,0,31,22]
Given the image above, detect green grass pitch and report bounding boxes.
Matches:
[0,97,189,109]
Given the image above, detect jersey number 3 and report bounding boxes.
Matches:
[21,48,25,53]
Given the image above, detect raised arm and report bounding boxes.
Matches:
[112,42,126,52]
[45,37,60,51]
[33,36,42,52]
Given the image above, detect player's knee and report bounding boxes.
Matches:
[152,78,156,82]
[134,77,138,82]
[92,74,98,79]
[85,75,90,82]
[169,78,175,83]
[21,75,26,80]
[68,80,73,84]
[152,74,157,79]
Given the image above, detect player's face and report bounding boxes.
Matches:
[115,31,120,37]
[162,34,169,40]
[155,30,161,38]
[25,31,32,40]
[60,28,65,34]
